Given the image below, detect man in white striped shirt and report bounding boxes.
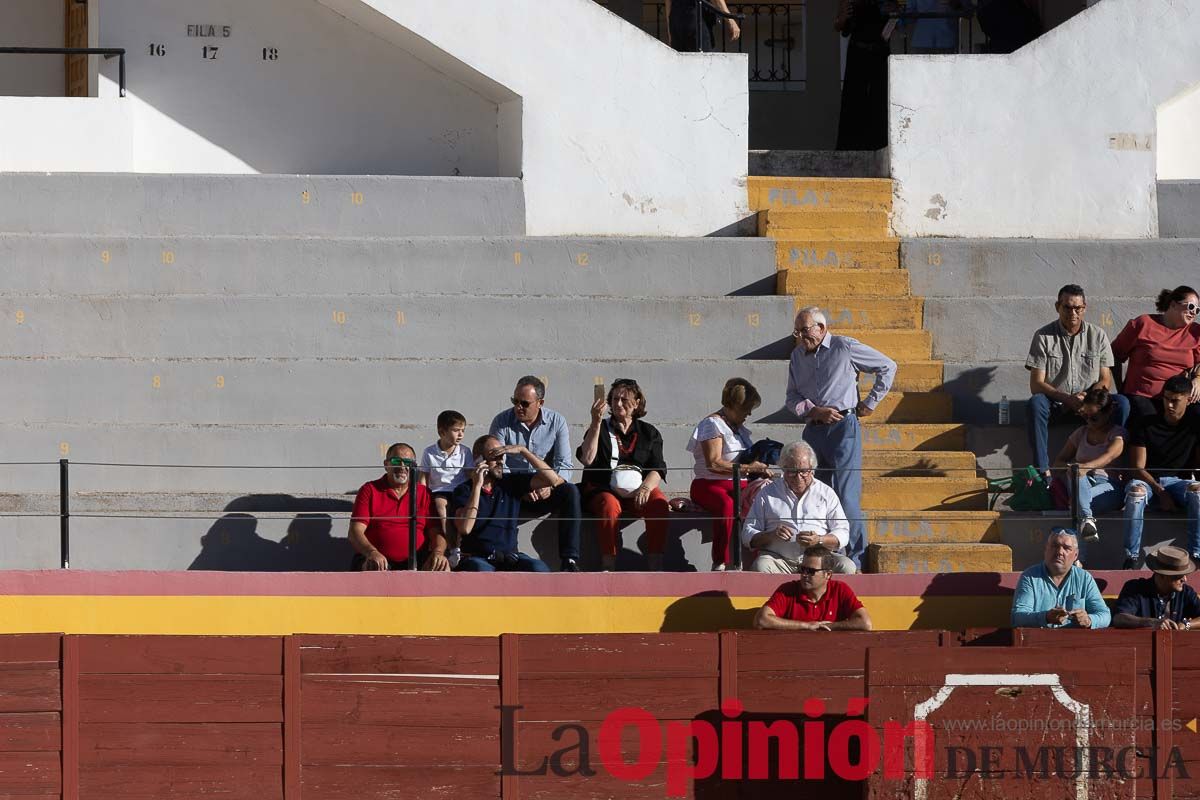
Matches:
[740,441,857,574]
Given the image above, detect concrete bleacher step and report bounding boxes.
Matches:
[860,450,977,476]
[0,234,777,298]
[778,268,909,297]
[868,511,1001,544]
[862,477,988,511]
[774,239,900,270]
[1158,180,1200,238]
[866,543,1013,574]
[789,296,921,329]
[0,174,525,237]
[836,329,933,361]
[0,295,796,361]
[758,210,890,239]
[859,361,942,392]
[861,423,967,451]
[747,177,893,213]
[862,392,952,423]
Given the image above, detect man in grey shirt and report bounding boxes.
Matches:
[1025,284,1126,477]
[785,306,896,568]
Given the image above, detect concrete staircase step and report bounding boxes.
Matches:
[777,268,909,297]
[748,149,887,179]
[868,511,1001,544]
[861,450,977,476]
[838,328,933,361]
[0,234,777,298]
[0,174,525,237]
[861,423,967,451]
[748,177,892,213]
[775,239,899,270]
[862,392,952,423]
[862,477,989,511]
[866,543,1013,574]
[859,361,943,393]
[758,210,890,239]
[790,296,921,329]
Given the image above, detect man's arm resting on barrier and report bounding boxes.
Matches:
[827,607,872,631]
[348,521,388,571]
[754,605,826,631]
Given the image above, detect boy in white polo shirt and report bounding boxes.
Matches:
[419,410,475,564]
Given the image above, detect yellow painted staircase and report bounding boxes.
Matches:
[748,176,1012,574]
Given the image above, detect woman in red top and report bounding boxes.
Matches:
[1112,285,1200,420]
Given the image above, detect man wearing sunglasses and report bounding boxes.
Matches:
[348,443,449,571]
[753,545,872,631]
[741,441,857,574]
[489,376,582,571]
[1026,284,1124,479]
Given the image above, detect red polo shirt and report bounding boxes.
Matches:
[350,477,432,562]
[766,580,863,623]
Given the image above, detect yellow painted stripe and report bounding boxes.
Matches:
[0,595,1018,636]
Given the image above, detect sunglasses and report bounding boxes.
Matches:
[511,397,538,409]
[798,566,829,577]
[1181,302,1200,314]
[386,457,412,467]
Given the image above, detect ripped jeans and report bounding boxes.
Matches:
[1123,477,1200,559]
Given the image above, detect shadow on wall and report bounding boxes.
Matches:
[188,494,353,571]
[911,572,1007,630]
[660,590,757,632]
[940,365,997,424]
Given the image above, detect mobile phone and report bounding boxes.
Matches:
[594,383,605,403]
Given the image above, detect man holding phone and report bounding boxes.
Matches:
[740,441,856,574]
[348,443,449,571]
[1010,527,1110,628]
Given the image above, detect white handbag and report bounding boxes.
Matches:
[607,421,643,498]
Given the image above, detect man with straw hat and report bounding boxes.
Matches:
[1112,546,1200,629]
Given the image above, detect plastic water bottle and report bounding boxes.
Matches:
[998,396,1010,426]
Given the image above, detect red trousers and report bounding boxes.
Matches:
[588,487,669,556]
[690,477,749,566]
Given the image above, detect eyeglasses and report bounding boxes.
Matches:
[1060,305,1086,314]
[783,468,815,476]
[511,397,537,409]
[793,323,822,335]
[798,566,829,577]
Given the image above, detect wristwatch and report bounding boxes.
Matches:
[1186,619,1193,631]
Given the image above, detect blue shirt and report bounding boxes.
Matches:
[786,334,896,419]
[489,406,574,481]
[1010,563,1111,629]
[1114,578,1200,624]
[450,476,521,556]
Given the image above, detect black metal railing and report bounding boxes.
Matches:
[646,3,801,85]
[0,47,126,97]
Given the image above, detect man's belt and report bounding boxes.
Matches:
[809,408,856,425]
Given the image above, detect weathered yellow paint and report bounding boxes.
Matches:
[862,449,979,475]
[748,177,893,213]
[868,511,1003,544]
[861,423,968,451]
[838,328,932,360]
[863,476,989,511]
[775,238,900,270]
[868,544,1013,575]
[758,210,890,239]
[778,267,909,297]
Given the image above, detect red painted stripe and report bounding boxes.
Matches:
[0,569,1143,598]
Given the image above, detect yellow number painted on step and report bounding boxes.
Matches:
[513,252,522,266]
[161,250,175,265]
[14,310,24,325]
[396,311,406,326]
[927,252,942,266]
[333,310,346,325]
[379,443,388,458]
[350,192,364,206]
[152,375,161,389]
[59,442,70,457]
[576,253,589,267]
[689,313,702,327]
[1100,311,1115,328]
[215,375,225,389]
[301,190,311,205]
[100,250,111,264]
[748,313,760,328]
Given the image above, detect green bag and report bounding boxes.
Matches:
[993,465,1054,512]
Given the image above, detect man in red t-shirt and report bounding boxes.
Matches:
[753,545,872,631]
[349,443,449,571]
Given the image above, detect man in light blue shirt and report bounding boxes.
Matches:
[786,306,896,568]
[1011,528,1111,628]
[489,375,582,571]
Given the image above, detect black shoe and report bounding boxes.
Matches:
[1122,555,1143,570]
[561,558,581,573]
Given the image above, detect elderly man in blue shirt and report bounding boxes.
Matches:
[1011,527,1111,629]
[786,306,896,569]
[489,375,582,571]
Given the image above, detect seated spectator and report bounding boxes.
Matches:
[419,409,475,566]
[741,441,856,575]
[1112,546,1200,629]
[1010,527,1109,629]
[450,436,551,573]
[490,376,582,572]
[1123,375,1200,569]
[349,443,449,571]
[1112,285,1200,423]
[1025,284,1124,479]
[1050,387,1126,543]
[687,378,772,571]
[753,545,872,631]
[577,379,669,571]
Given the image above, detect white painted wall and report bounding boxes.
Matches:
[890,0,1200,239]
[319,0,750,235]
[1158,82,1200,180]
[95,0,507,176]
[0,98,133,171]
[0,0,65,97]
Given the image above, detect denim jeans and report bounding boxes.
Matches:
[456,552,551,572]
[1076,474,1124,518]
[1123,476,1200,559]
[1026,393,1131,472]
[802,413,865,567]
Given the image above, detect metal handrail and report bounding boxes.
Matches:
[0,47,126,97]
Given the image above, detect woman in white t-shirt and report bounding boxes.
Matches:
[687,378,772,571]
[1052,387,1126,545]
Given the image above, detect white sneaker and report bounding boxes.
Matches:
[1080,517,1099,542]
[712,562,727,572]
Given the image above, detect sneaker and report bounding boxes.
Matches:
[446,548,461,569]
[1122,554,1143,570]
[1079,517,1099,543]
[561,558,581,573]
[712,562,727,572]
